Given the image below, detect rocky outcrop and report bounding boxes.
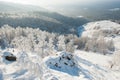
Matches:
[5,55,16,61]
[3,52,17,61]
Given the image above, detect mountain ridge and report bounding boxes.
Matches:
[0,1,48,12]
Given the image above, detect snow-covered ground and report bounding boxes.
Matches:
[0,48,120,80]
[0,20,120,80]
[78,20,120,50]
[80,20,120,38]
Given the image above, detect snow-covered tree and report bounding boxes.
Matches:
[110,51,120,70]
[57,35,66,51]
[66,40,75,53]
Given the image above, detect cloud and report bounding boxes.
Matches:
[109,8,120,11]
[0,0,120,7]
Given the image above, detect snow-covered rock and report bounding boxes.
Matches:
[3,52,16,61]
[45,52,80,76]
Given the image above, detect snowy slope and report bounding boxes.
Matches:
[43,51,120,80]
[0,20,120,80]
[78,20,120,50]
[80,20,120,37]
[0,48,120,80]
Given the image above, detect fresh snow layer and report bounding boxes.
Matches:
[78,20,120,50]
[80,20,120,38]
[0,20,120,80]
[0,48,120,80]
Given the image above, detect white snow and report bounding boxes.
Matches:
[0,48,120,80]
[80,20,120,37]
[0,20,120,80]
[78,20,120,50]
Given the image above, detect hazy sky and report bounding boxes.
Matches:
[0,0,119,7]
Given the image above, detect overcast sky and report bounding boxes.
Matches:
[0,0,119,7]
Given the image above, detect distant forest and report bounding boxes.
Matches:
[0,12,88,35]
